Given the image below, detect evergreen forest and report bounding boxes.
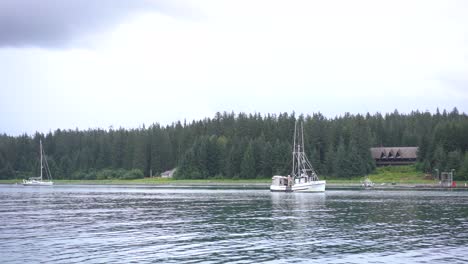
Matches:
[1,109,468,181]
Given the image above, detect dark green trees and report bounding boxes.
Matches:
[0,149,14,179]
[334,138,350,178]
[240,142,255,179]
[1,109,467,180]
[458,153,468,181]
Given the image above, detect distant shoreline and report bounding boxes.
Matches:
[1,179,467,190]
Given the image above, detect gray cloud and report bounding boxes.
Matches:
[0,0,178,48]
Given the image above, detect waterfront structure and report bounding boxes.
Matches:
[370,147,418,166]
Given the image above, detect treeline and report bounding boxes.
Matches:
[1,109,468,180]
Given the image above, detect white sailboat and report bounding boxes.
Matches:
[270,121,326,192]
[23,140,54,186]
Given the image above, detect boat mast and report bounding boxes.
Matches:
[292,120,306,178]
[40,139,43,181]
[292,121,297,177]
[301,122,305,176]
[290,120,320,181]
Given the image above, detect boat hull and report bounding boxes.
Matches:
[270,185,292,192]
[22,180,54,186]
[270,180,326,192]
[292,180,326,192]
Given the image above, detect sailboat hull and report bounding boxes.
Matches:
[22,180,54,186]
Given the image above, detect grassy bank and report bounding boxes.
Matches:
[367,165,431,184]
[0,165,442,185]
[325,165,433,184]
[0,178,272,185]
[57,178,272,185]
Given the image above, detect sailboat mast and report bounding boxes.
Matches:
[292,121,297,177]
[40,139,43,180]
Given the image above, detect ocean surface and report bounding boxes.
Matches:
[0,185,467,263]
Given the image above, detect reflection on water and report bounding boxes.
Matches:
[0,185,467,263]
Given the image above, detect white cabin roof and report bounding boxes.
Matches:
[272,175,287,179]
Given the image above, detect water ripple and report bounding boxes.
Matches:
[0,186,467,263]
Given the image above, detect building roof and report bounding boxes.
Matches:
[370,147,418,159]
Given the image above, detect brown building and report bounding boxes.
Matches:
[370,147,418,166]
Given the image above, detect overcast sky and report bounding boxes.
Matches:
[1,0,467,135]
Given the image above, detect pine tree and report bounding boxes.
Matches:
[206,136,220,177]
[240,142,255,179]
[215,136,228,178]
[261,142,273,178]
[323,144,335,176]
[0,150,15,179]
[432,144,447,171]
[347,138,365,178]
[457,152,468,181]
[272,139,290,175]
[149,127,162,175]
[446,150,462,172]
[334,138,350,178]
[96,135,110,169]
[175,148,198,179]
[132,131,148,174]
[252,136,266,177]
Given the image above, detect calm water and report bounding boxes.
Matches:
[0,185,467,264]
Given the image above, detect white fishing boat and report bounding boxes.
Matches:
[23,140,54,186]
[270,121,326,192]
